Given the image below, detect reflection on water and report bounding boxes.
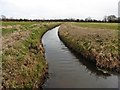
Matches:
[42,26,119,88]
[118,75,120,90]
[78,58,111,78]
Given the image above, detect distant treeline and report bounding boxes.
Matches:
[1,18,119,23]
[1,15,120,23]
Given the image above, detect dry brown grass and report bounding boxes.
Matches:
[2,22,60,88]
[59,23,120,72]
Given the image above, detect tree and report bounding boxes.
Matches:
[118,17,120,23]
[107,15,117,22]
[85,17,92,22]
[1,15,6,20]
[103,16,108,22]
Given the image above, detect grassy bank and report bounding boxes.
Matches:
[58,23,120,73]
[73,22,118,30]
[2,21,60,89]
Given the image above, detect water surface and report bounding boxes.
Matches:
[42,26,119,88]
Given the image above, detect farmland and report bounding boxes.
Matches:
[1,21,120,89]
[59,22,120,72]
[1,21,60,88]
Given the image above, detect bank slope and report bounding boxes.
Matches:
[58,23,120,73]
[2,22,60,89]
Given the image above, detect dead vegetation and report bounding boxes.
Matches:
[59,23,120,73]
[2,22,60,89]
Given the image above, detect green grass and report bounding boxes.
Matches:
[2,22,36,36]
[2,21,37,26]
[2,21,60,88]
[59,23,120,72]
[2,28,18,36]
[68,22,118,30]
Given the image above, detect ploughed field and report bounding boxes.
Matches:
[1,21,60,88]
[59,22,120,73]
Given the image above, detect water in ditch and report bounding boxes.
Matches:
[42,26,119,88]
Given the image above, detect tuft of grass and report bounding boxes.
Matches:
[2,28,18,36]
[2,21,60,88]
[59,23,120,72]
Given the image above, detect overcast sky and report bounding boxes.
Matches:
[0,0,119,20]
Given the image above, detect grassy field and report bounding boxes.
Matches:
[70,22,118,30]
[59,22,120,73]
[2,22,37,36]
[2,21,60,88]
